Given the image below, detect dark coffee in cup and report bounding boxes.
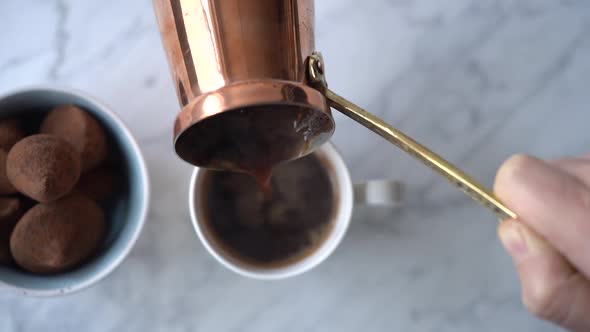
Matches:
[199,154,338,266]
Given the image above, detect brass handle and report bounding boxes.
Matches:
[307,53,517,221]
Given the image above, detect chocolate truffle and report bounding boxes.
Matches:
[10,194,105,274]
[0,149,17,194]
[41,104,108,171]
[0,119,25,151]
[7,134,81,202]
[0,197,22,264]
[76,167,118,202]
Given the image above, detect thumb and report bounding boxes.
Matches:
[499,220,590,331]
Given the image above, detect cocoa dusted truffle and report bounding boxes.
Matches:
[0,119,25,151]
[10,194,105,274]
[0,149,17,194]
[76,167,118,202]
[0,197,22,264]
[41,104,108,172]
[7,134,81,202]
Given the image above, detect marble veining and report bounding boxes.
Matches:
[2,0,588,331]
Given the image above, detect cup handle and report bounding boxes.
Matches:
[353,180,403,207]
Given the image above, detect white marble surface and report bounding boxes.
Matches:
[1,0,589,331]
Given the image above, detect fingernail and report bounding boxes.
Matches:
[499,221,529,260]
[499,221,554,263]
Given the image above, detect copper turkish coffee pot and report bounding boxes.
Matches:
[153,0,516,220]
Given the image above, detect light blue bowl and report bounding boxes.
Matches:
[0,86,149,296]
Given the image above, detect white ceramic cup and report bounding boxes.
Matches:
[189,143,402,280]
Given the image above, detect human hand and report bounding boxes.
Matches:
[495,154,590,331]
